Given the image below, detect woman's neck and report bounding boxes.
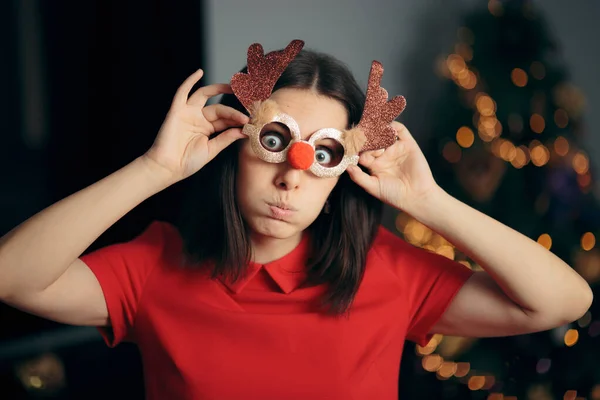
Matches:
[249,231,303,264]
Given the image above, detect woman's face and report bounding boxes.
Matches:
[236,88,348,240]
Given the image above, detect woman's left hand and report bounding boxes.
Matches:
[346,122,441,212]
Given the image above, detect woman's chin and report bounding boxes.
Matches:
[250,217,299,240]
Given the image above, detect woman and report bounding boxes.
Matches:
[0,41,592,399]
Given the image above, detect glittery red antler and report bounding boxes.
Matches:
[356,61,406,152]
[230,40,304,112]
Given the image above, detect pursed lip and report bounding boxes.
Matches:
[266,202,297,220]
[266,201,298,212]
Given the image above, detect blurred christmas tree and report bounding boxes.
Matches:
[397,0,600,399]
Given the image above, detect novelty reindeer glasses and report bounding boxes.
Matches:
[230,40,407,178]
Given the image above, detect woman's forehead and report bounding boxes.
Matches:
[268,89,348,139]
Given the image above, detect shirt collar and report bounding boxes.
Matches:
[219,231,311,294]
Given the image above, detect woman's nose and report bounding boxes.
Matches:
[287,141,314,170]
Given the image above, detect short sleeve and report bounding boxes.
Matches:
[401,245,475,347]
[80,221,179,347]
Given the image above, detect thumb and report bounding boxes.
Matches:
[346,165,380,197]
[206,128,246,161]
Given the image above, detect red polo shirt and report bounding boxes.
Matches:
[81,221,474,399]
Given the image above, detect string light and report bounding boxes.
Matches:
[564,329,579,347]
[456,126,475,148]
[530,144,550,166]
[581,232,596,251]
[511,68,528,87]
[468,376,486,390]
[564,390,578,400]
[530,113,546,133]
[511,146,529,168]
[554,136,569,156]
[554,109,569,128]
[537,234,552,250]
[572,152,589,175]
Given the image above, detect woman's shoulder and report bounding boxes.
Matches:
[371,225,413,255]
[369,225,430,274]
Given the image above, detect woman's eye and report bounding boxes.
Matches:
[260,132,285,151]
[315,146,333,165]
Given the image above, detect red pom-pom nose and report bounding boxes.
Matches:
[287,142,314,170]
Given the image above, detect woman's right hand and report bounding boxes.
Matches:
[143,69,249,182]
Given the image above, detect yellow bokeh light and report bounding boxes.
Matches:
[488,394,504,400]
[456,126,475,148]
[499,141,517,162]
[404,219,433,245]
[511,146,529,169]
[476,95,496,116]
[478,117,501,142]
[395,213,411,233]
[416,343,437,355]
[564,329,579,347]
[422,354,443,372]
[572,152,589,175]
[437,362,458,378]
[530,61,546,79]
[468,375,486,390]
[530,113,546,133]
[554,136,569,156]
[443,141,462,163]
[29,376,43,389]
[581,232,596,251]
[483,376,497,390]
[454,362,470,378]
[531,145,550,167]
[564,390,578,400]
[537,233,552,250]
[458,70,477,89]
[447,54,466,75]
[511,68,528,87]
[554,109,569,128]
[437,245,455,260]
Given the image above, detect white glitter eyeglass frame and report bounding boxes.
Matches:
[230,39,406,179]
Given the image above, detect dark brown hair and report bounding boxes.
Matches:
[178,49,383,314]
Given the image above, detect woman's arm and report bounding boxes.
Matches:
[0,156,173,325]
[0,70,248,326]
[407,186,593,337]
[347,122,592,337]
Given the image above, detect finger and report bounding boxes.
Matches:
[188,83,234,107]
[391,121,416,143]
[211,118,248,133]
[203,104,249,125]
[206,127,246,161]
[174,69,204,106]
[346,165,379,196]
[358,150,381,169]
